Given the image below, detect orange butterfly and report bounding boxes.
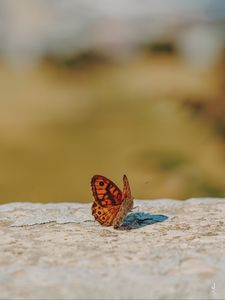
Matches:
[91,175,134,229]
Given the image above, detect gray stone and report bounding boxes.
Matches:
[0,198,225,299]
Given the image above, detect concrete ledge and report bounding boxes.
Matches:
[0,198,225,299]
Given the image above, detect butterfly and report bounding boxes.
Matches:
[91,174,134,229]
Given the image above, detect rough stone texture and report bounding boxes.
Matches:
[0,198,225,299]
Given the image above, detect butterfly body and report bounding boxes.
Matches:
[91,175,133,228]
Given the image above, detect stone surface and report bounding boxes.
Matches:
[0,198,225,299]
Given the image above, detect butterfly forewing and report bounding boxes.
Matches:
[91,175,123,207]
[122,174,132,199]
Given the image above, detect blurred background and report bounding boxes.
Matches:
[0,0,225,203]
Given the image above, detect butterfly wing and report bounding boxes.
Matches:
[122,174,132,200]
[92,200,120,226]
[91,175,123,226]
[113,175,134,229]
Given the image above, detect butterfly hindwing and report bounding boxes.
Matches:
[92,200,120,226]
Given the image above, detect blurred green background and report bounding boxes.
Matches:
[0,0,225,203]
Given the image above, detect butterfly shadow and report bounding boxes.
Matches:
[119,212,169,230]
